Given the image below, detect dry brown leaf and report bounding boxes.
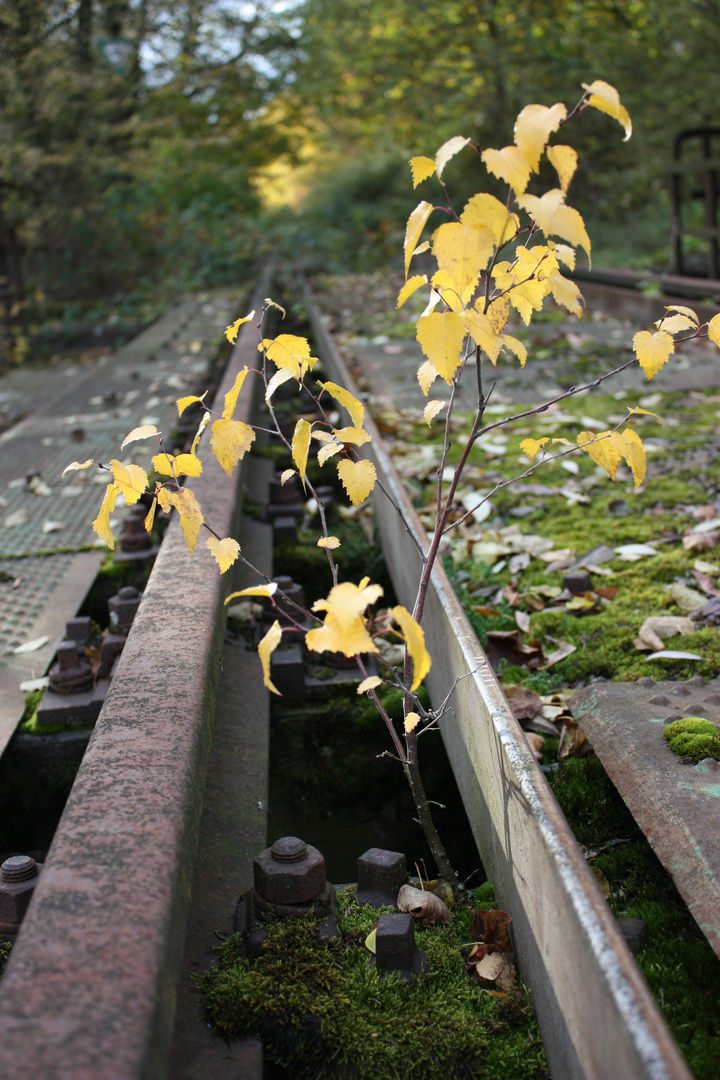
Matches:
[525,732,545,760]
[558,715,588,759]
[396,884,451,926]
[471,908,513,951]
[683,529,720,552]
[503,685,542,721]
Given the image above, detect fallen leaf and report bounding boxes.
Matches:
[637,614,695,651]
[471,951,516,992]
[365,928,377,954]
[515,611,531,633]
[485,630,545,671]
[614,543,658,561]
[19,676,50,692]
[27,474,51,497]
[13,636,49,654]
[503,685,542,721]
[692,570,720,598]
[397,884,451,926]
[539,641,576,668]
[683,529,720,552]
[525,732,545,760]
[470,909,513,951]
[671,582,706,612]
[589,865,611,899]
[645,650,703,661]
[559,715,587,758]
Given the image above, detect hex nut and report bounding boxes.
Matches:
[253,837,326,905]
[0,857,40,936]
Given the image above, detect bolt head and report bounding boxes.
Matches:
[254,839,325,905]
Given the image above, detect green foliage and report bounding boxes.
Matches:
[199,898,547,1080]
[663,717,720,763]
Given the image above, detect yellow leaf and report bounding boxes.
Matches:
[357,675,382,694]
[514,102,567,171]
[417,360,438,396]
[430,269,464,312]
[577,430,622,480]
[405,200,434,277]
[292,418,312,489]
[210,418,256,477]
[207,536,241,573]
[582,80,632,140]
[306,577,383,657]
[318,442,342,465]
[166,487,204,555]
[463,310,503,364]
[633,330,675,379]
[516,190,591,265]
[488,296,510,334]
[423,400,446,425]
[398,275,427,308]
[415,241,430,257]
[318,536,341,549]
[62,459,93,477]
[151,453,202,478]
[258,620,283,695]
[280,468,296,484]
[92,483,120,549]
[365,928,377,954]
[225,583,278,603]
[264,298,286,318]
[177,395,202,417]
[225,311,255,344]
[144,500,156,534]
[109,460,148,505]
[266,334,316,379]
[548,241,576,270]
[656,313,696,335]
[626,406,665,426]
[317,381,365,429]
[492,272,546,325]
[520,437,549,462]
[391,605,431,691]
[416,310,466,382]
[404,711,421,733]
[502,334,528,367]
[707,313,720,348]
[461,193,519,247]
[332,426,371,447]
[547,270,584,318]
[621,428,646,488]
[665,304,698,325]
[120,425,159,450]
[191,412,211,456]
[435,135,471,179]
[432,221,495,301]
[222,367,250,419]
[336,459,377,505]
[481,146,532,197]
[265,368,296,404]
[156,487,172,514]
[409,156,436,187]
[546,145,578,192]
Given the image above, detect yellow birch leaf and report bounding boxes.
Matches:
[120,425,159,450]
[177,395,202,417]
[62,459,94,477]
[357,675,382,694]
[156,487,172,513]
[152,452,175,476]
[317,381,365,429]
[505,279,546,325]
[258,620,283,695]
[336,459,377,506]
[225,311,255,344]
[92,483,120,548]
[626,406,665,426]
[265,368,296,404]
[435,135,471,179]
[665,304,698,325]
[582,80,632,140]
[424,400,447,425]
[655,313,696,335]
[409,156,436,188]
[332,426,371,447]
[432,221,495,300]
[547,270,584,318]
[416,310,466,382]
[488,296,510,334]
[621,428,646,488]
[430,269,464,312]
[109,460,148,505]
[549,241,576,271]
[463,310,502,364]
[167,487,204,555]
[404,200,434,277]
[398,275,427,308]
[265,334,316,379]
[417,360,438,396]
[280,468,296,484]
[633,330,675,379]
[415,241,430,257]
[210,418,256,477]
[292,418,312,489]
[520,438,548,462]
[461,193,519,247]
[191,412,211,456]
[225,583,278,603]
[546,145,578,192]
[404,711,421,733]
[144,499,156,534]
[391,605,431,691]
[151,453,202,478]
[481,146,532,197]
[264,298,286,318]
[514,102,567,171]
[318,442,342,465]
[306,577,383,657]
[576,430,622,480]
[318,536,341,549]
[207,536,241,573]
[222,367,250,419]
[516,190,591,264]
[707,313,720,348]
[502,334,528,367]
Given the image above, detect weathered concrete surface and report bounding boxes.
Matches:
[167,515,271,1080]
[307,296,692,1080]
[0,276,270,1080]
[572,677,720,959]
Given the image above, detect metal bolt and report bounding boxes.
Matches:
[1,856,38,884]
[0,856,41,937]
[253,836,326,906]
[65,617,92,647]
[108,586,142,634]
[120,506,152,552]
[357,848,407,908]
[374,913,429,982]
[49,640,93,694]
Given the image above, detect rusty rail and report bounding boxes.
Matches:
[306,295,692,1080]
[0,271,272,1080]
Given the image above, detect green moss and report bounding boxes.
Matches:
[663,718,720,762]
[199,898,547,1080]
[0,935,11,979]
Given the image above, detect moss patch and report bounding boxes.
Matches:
[663,717,720,762]
[199,896,547,1080]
